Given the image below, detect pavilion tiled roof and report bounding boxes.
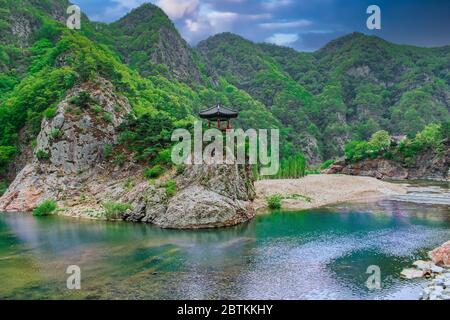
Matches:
[199,105,238,120]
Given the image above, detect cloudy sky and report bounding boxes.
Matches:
[71,0,450,51]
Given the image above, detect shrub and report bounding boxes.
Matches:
[0,181,8,196]
[319,159,335,170]
[414,123,444,152]
[43,107,57,119]
[176,164,185,176]
[369,130,391,151]
[153,148,172,166]
[117,113,175,163]
[36,150,49,161]
[50,129,63,140]
[102,112,113,123]
[102,202,131,220]
[144,165,165,179]
[267,194,283,209]
[114,153,126,167]
[69,91,92,108]
[162,180,177,197]
[0,146,17,173]
[33,200,57,216]
[344,140,380,162]
[92,105,102,114]
[103,144,113,160]
[123,178,135,190]
[442,121,450,140]
[113,104,122,112]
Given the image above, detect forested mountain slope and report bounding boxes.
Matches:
[0,0,449,184]
[199,32,450,160]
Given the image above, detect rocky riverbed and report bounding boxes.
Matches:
[400,241,450,300]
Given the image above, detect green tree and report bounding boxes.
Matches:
[369,130,391,151]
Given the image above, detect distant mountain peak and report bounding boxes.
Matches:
[114,2,174,30]
[319,32,388,53]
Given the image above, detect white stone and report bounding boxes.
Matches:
[400,268,424,279]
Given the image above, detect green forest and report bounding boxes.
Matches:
[0,0,449,185]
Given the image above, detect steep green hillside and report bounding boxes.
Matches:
[0,1,284,178]
[199,32,450,160]
[198,33,321,161]
[0,0,449,179]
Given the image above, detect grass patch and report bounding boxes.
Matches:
[123,178,135,190]
[69,91,92,108]
[162,180,177,197]
[43,107,57,119]
[267,194,283,209]
[144,165,165,179]
[103,144,113,160]
[33,200,57,216]
[114,153,125,167]
[36,150,49,161]
[102,202,131,220]
[102,112,113,123]
[266,193,312,210]
[50,129,63,140]
[319,160,335,170]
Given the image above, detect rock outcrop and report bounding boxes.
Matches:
[324,144,449,181]
[0,78,256,229]
[124,164,256,229]
[0,78,131,212]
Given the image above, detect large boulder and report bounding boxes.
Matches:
[429,241,450,267]
[124,164,256,229]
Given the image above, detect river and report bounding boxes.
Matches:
[0,182,449,300]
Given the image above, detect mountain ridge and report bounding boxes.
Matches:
[0,0,449,171]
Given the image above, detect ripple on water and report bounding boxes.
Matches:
[0,194,449,300]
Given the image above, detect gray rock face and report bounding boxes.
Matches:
[125,164,256,229]
[0,77,256,229]
[0,78,131,212]
[10,14,38,48]
[325,144,449,181]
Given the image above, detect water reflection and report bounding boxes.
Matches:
[0,197,449,300]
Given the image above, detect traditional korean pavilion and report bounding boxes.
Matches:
[199,105,238,130]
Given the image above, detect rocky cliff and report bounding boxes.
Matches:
[325,144,450,181]
[0,78,256,229]
[124,164,256,229]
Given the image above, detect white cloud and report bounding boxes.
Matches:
[183,10,238,41]
[260,19,312,29]
[155,0,199,20]
[266,33,299,46]
[262,0,293,10]
[182,4,270,42]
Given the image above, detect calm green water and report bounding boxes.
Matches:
[0,198,449,300]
